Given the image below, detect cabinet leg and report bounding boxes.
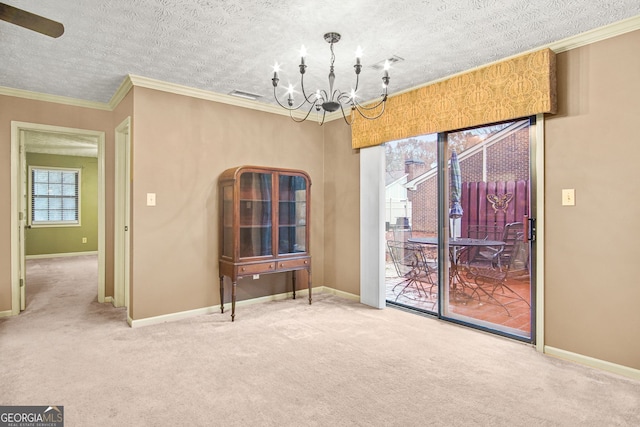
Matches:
[292,270,296,300]
[308,268,312,305]
[219,275,224,314]
[231,281,237,322]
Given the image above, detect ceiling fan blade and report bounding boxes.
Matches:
[0,3,64,38]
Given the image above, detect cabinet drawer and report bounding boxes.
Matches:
[276,258,310,270]
[238,262,275,275]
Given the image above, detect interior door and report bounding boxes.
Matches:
[19,130,27,311]
[114,118,131,309]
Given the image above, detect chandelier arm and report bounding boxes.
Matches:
[318,89,329,104]
[288,100,321,123]
[317,110,327,125]
[299,72,318,104]
[331,89,342,103]
[336,92,354,109]
[350,89,389,110]
[336,90,351,101]
[353,100,386,120]
[352,98,385,111]
[338,104,353,125]
[273,86,316,111]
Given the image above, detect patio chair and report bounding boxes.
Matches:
[386,240,437,302]
[463,229,530,316]
[493,222,527,272]
[467,224,503,241]
[464,222,524,269]
[465,224,503,264]
[391,217,412,241]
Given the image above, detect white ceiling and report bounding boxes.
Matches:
[1,1,640,109]
[24,130,98,157]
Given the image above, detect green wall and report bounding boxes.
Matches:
[25,153,98,256]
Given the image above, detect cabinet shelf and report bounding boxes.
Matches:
[219,166,312,321]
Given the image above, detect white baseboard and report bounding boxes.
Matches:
[26,251,98,260]
[104,296,113,304]
[0,309,14,318]
[545,345,640,381]
[317,286,360,301]
[128,286,356,328]
[129,304,221,328]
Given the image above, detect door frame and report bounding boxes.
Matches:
[10,121,106,313]
[360,114,546,349]
[114,117,131,313]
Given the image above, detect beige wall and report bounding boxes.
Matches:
[129,87,325,319]
[322,120,360,295]
[545,29,640,369]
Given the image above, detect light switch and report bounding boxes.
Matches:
[146,193,156,206]
[562,189,575,206]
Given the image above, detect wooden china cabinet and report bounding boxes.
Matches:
[218,166,312,321]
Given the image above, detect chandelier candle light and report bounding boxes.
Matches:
[271,32,391,125]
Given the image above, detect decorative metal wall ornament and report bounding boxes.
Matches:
[271,32,390,125]
[487,193,514,213]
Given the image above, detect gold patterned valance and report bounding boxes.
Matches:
[351,48,556,149]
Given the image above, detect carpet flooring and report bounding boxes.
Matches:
[1,255,639,426]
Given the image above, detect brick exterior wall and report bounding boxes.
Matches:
[461,151,483,182]
[409,127,529,234]
[409,175,438,235]
[486,129,529,182]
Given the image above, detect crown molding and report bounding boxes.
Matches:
[126,74,311,120]
[128,74,345,123]
[548,13,640,53]
[108,76,134,110]
[0,85,111,110]
[2,14,638,113]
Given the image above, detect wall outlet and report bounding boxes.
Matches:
[253,274,260,280]
[82,237,87,243]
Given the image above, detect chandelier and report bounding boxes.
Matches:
[271,32,390,125]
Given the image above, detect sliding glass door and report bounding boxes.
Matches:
[384,119,535,342]
[385,133,439,315]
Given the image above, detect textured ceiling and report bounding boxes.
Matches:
[1,1,640,108]
[24,130,98,157]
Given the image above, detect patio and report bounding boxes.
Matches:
[385,239,531,335]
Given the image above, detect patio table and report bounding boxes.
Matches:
[408,237,505,299]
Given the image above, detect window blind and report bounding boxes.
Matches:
[31,167,80,224]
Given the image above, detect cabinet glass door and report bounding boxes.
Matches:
[278,174,307,254]
[239,172,272,258]
[221,184,234,258]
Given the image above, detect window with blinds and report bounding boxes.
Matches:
[29,166,81,226]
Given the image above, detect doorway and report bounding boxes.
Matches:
[383,118,536,342]
[10,122,106,314]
